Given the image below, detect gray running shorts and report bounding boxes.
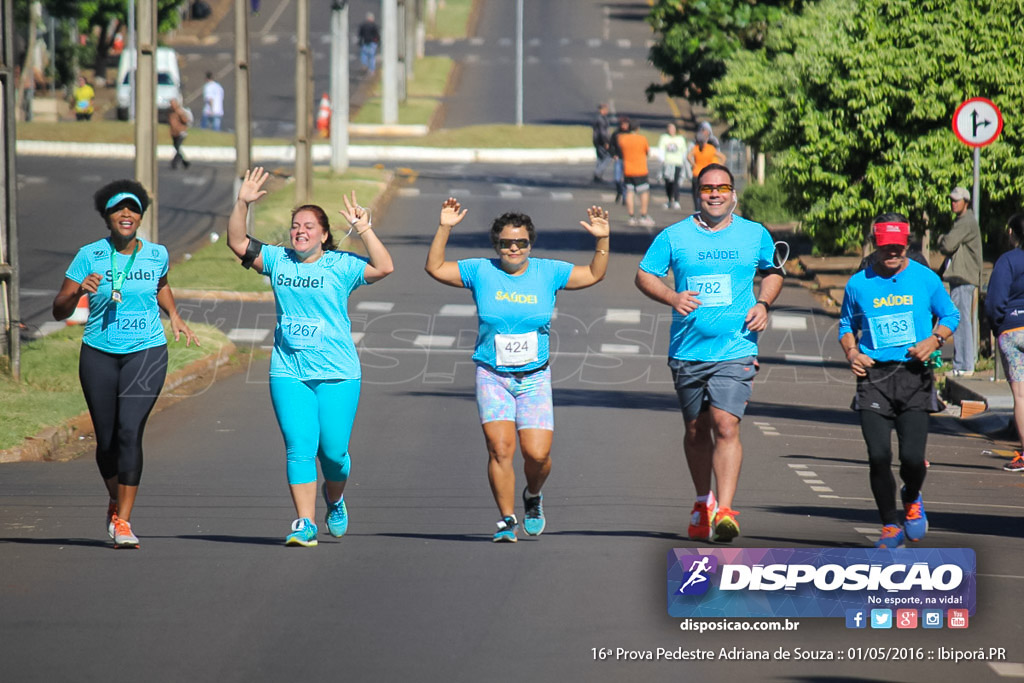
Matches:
[668,356,758,422]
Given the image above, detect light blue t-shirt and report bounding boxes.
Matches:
[838,259,959,362]
[65,237,169,353]
[638,215,776,361]
[458,257,574,372]
[262,245,369,380]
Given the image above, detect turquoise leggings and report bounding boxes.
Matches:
[269,376,360,485]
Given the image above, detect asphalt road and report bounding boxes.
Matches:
[3,160,1024,682]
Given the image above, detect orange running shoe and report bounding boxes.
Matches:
[1005,452,1024,472]
[687,498,718,541]
[713,507,741,542]
[112,515,139,549]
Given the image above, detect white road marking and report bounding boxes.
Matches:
[810,486,833,492]
[795,471,816,477]
[397,187,420,197]
[588,38,601,48]
[356,301,394,312]
[787,463,808,469]
[990,662,1024,677]
[227,328,270,343]
[604,308,641,324]
[771,314,808,330]
[469,37,485,46]
[600,344,640,354]
[784,354,824,363]
[550,192,573,200]
[439,304,476,317]
[350,332,364,344]
[413,335,455,347]
[447,188,471,196]
[617,39,631,48]
[499,190,523,199]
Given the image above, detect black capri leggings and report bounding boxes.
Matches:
[79,344,168,486]
[859,409,929,526]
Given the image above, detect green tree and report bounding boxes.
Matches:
[711,0,1024,253]
[647,0,806,105]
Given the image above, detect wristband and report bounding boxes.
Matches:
[756,300,770,312]
[934,333,945,347]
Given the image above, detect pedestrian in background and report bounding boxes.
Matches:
[686,126,726,212]
[226,168,394,547]
[592,103,612,182]
[617,120,654,227]
[51,180,199,549]
[939,186,983,376]
[609,117,630,205]
[984,212,1024,472]
[838,214,958,548]
[71,75,94,121]
[358,13,381,75]
[168,99,192,170]
[200,71,224,131]
[658,121,689,210]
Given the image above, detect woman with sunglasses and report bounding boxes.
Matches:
[52,179,199,549]
[426,200,610,541]
[226,167,394,547]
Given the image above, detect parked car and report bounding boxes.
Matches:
[116,46,182,122]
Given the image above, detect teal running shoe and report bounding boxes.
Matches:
[322,482,349,538]
[492,515,518,543]
[522,487,545,536]
[902,488,928,542]
[285,518,318,547]
[874,524,905,549]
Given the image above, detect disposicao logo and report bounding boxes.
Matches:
[667,548,976,619]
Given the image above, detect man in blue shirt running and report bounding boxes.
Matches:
[635,164,783,543]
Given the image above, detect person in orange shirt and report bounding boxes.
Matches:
[686,126,726,211]
[617,121,655,227]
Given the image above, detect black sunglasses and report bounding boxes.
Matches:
[498,238,531,250]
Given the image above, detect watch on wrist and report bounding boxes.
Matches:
[934,334,945,347]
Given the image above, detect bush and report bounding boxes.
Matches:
[739,172,796,225]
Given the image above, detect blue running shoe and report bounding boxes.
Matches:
[322,482,348,538]
[902,488,928,542]
[522,487,545,536]
[493,515,518,543]
[285,518,318,547]
[874,524,905,549]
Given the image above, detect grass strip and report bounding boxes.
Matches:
[0,323,231,451]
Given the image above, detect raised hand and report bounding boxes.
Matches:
[340,191,371,235]
[440,197,468,228]
[238,167,270,204]
[580,205,610,238]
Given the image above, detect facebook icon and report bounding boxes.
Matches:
[845,609,867,629]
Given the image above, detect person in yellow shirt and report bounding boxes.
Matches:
[72,76,95,121]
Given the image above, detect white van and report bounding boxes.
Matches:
[116,46,183,122]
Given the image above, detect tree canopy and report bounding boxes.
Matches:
[646,0,805,105]
[710,0,1024,252]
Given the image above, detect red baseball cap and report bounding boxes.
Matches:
[874,221,909,246]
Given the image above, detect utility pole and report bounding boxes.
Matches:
[134,0,157,241]
[234,0,252,188]
[127,0,135,121]
[514,0,523,127]
[330,0,350,173]
[397,0,406,102]
[1,0,21,380]
[295,0,312,203]
[381,0,398,124]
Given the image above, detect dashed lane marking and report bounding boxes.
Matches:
[600,344,639,354]
[438,304,476,317]
[227,328,270,343]
[412,335,455,348]
[356,301,395,312]
[771,314,808,330]
[604,308,641,324]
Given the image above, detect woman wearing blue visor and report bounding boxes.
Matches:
[53,179,199,549]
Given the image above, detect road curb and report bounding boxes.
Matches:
[16,140,595,165]
[0,341,237,465]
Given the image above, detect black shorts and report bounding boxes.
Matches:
[853,361,943,417]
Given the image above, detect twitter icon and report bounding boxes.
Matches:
[870,609,892,629]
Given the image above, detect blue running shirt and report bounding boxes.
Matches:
[262,245,369,380]
[838,259,959,362]
[638,215,776,361]
[65,238,169,353]
[458,257,574,372]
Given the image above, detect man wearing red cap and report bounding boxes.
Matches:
[837,213,959,549]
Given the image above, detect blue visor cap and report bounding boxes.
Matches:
[104,192,144,214]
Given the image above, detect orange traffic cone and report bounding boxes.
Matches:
[66,295,89,325]
[317,93,331,138]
